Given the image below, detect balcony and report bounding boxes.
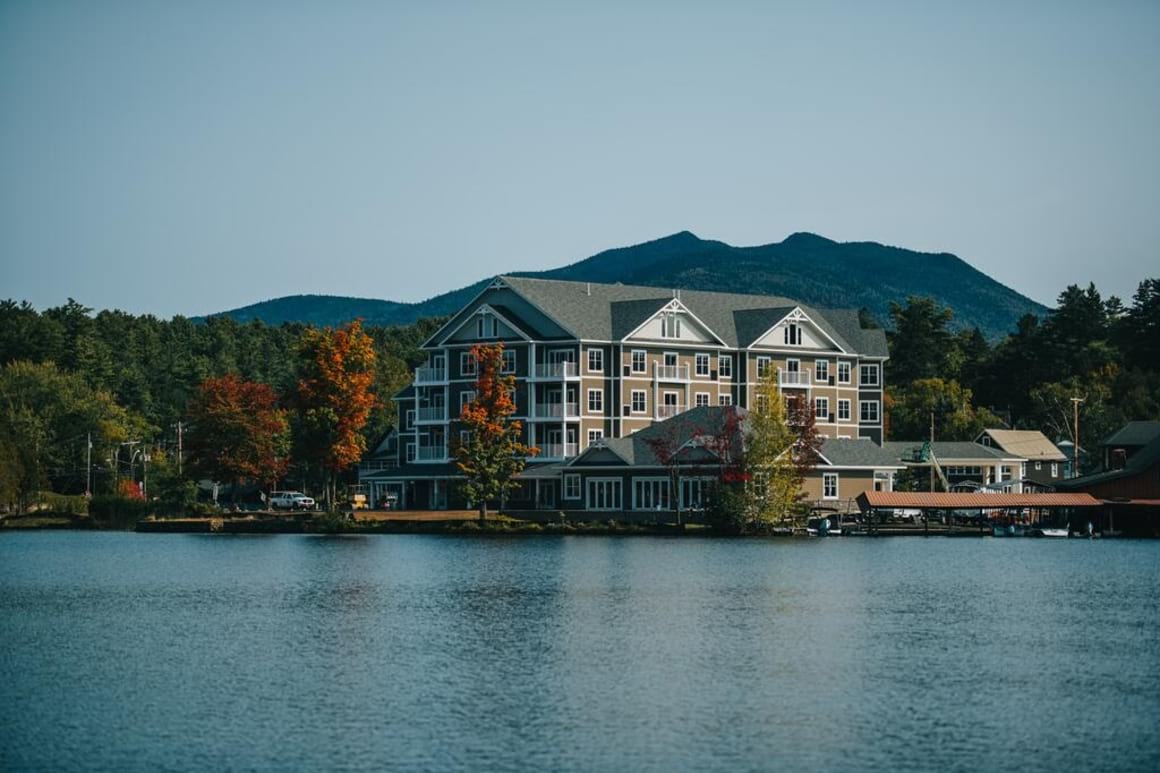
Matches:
[531,362,580,380]
[655,404,687,420]
[532,402,580,419]
[537,442,579,460]
[416,406,447,423]
[654,363,690,381]
[777,369,811,388]
[415,367,447,385]
[415,445,448,462]
[358,459,396,475]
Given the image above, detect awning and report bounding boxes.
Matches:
[857,491,1101,511]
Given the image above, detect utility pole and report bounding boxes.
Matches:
[1071,397,1084,478]
[176,421,183,477]
[86,432,92,497]
[929,409,935,493]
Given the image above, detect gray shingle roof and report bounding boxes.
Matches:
[574,406,746,468]
[881,441,1020,462]
[1057,434,1160,490]
[501,276,887,355]
[1102,421,1160,448]
[819,438,905,468]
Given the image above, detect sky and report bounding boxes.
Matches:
[1,0,1157,317]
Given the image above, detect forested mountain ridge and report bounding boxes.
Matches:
[209,231,1048,339]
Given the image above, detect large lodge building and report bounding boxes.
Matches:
[361,276,903,514]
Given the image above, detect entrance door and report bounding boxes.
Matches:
[432,480,448,510]
[536,481,557,509]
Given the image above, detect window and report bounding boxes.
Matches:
[563,474,581,499]
[860,400,879,422]
[756,394,768,412]
[631,350,646,373]
[587,478,622,510]
[681,478,711,510]
[757,356,772,379]
[587,389,603,413]
[695,392,711,407]
[588,429,603,444]
[1035,461,1042,470]
[719,394,732,406]
[405,443,416,463]
[406,409,415,427]
[718,355,732,379]
[1051,463,1058,477]
[815,360,829,383]
[823,473,838,500]
[501,349,516,374]
[632,478,670,510]
[459,430,471,447]
[475,314,498,339]
[838,361,852,384]
[587,348,603,373]
[461,351,477,376]
[784,322,802,345]
[695,353,710,377]
[664,352,678,367]
[460,390,476,409]
[661,313,681,338]
[837,399,851,421]
[860,363,880,386]
[814,397,829,419]
[631,390,646,413]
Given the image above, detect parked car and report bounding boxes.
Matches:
[268,491,316,511]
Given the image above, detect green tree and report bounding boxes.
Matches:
[887,378,1002,441]
[886,297,955,385]
[455,343,535,520]
[744,374,803,528]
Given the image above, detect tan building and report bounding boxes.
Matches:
[363,276,889,510]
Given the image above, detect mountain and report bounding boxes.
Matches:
[208,232,1048,338]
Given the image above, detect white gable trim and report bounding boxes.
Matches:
[422,277,510,348]
[619,298,726,345]
[746,307,847,353]
[565,443,631,467]
[439,302,533,343]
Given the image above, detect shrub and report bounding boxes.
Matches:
[36,492,88,516]
[89,495,151,528]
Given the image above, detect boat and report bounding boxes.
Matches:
[806,516,839,537]
[992,523,1031,537]
[1037,527,1069,538]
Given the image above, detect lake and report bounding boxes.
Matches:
[2,532,1158,772]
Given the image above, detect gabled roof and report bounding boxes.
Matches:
[1058,434,1160,490]
[1102,421,1160,448]
[571,406,746,468]
[881,441,1021,463]
[498,276,887,355]
[977,429,1067,462]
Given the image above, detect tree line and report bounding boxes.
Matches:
[883,278,1160,462]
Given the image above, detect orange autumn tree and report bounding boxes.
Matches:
[185,374,290,501]
[455,343,536,520]
[294,320,377,509]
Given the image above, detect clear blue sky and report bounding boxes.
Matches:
[1,0,1157,317]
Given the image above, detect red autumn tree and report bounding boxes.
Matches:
[294,320,378,509]
[185,374,290,500]
[455,343,536,520]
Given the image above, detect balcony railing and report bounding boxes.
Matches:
[358,459,396,475]
[654,363,690,381]
[655,404,687,420]
[416,406,447,423]
[415,367,447,385]
[531,362,579,380]
[537,442,579,459]
[415,445,447,462]
[777,369,811,387]
[532,402,580,419]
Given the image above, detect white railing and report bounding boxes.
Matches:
[533,402,580,418]
[654,363,690,381]
[416,406,447,422]
[358,460,395,474]
[416,445,447,462]
[532,362,579,379]
[777,369,811,387]
[538,442,579,459]
[415,367,447,384]
[655,404,686,420]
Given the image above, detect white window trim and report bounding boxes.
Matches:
[718,354,732,379]
[631,477,671,511]
[756,355,772,379]
[823,472,839,500]
[587,388,603,414]
[631,390,647,414]
[587,429,604,444]
[860,363,880,387]
[719,394,732,406]
[663,351,679,367]
[405,443,416,463]
[406,409,416,426]
[859,400,880,423]
[695,392,711,407]
[586,477,623,511]
[631,349,647,373]
[838,361,852,384]
[1051,463,1058,477]
[460,390,476,408]
[695,352,711,377]
[587,347,604,374]
[837,399,851,422]
[815,359,829,382]
[814,396,829,419]
[461,351,476,376]
[563,474,581,499]
[500,349,516,374]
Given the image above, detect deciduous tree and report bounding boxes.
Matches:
[744,374,803,528]
[455,343,535,520]
[185,374,290,500]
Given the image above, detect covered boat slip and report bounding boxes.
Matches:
[854,491,1102,536]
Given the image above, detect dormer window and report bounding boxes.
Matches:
[476,313,498,339]
[661,312,681,339]
[784,323,802,346]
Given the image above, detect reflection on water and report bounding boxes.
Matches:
[1,533,1158,772]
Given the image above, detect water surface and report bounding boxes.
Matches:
[2,533,1158,772]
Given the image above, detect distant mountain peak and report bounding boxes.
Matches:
[782,231,836,246]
